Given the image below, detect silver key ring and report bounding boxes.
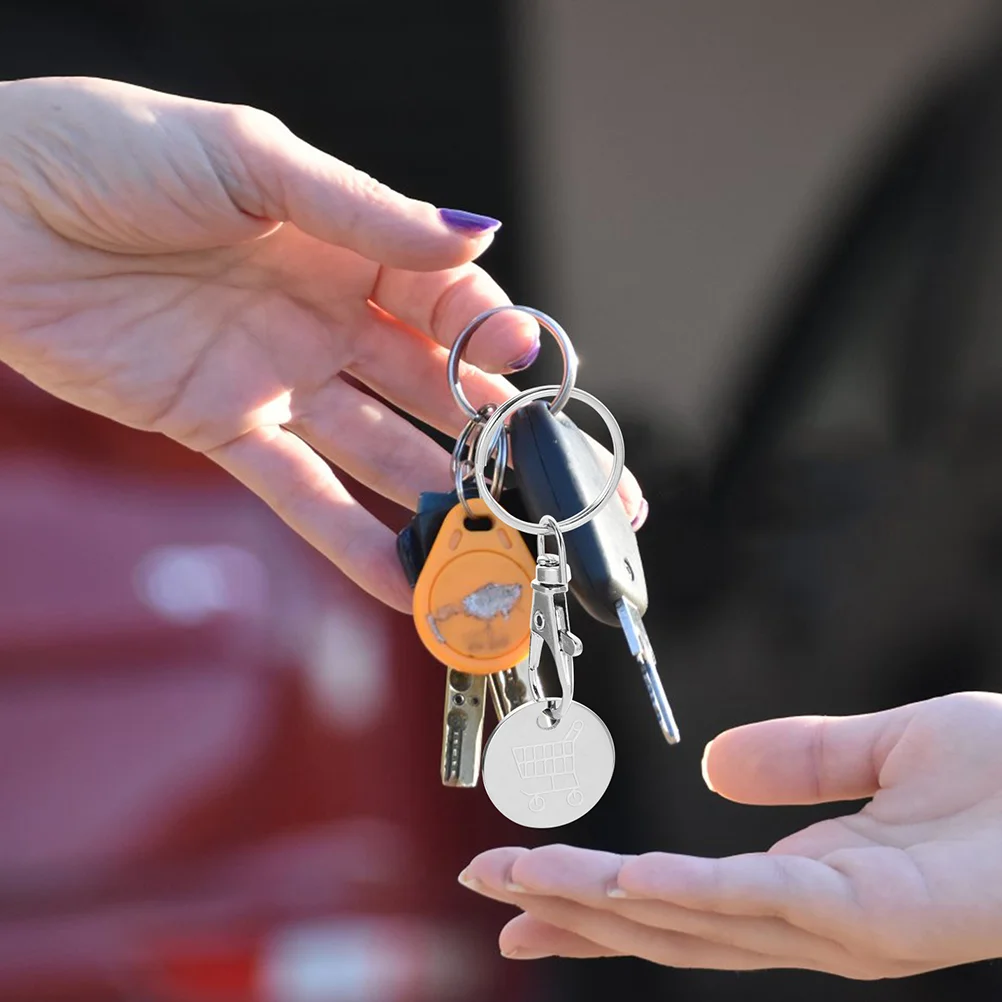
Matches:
[450,403,508,518]
[473,385,626,535]
[447,306,579,421]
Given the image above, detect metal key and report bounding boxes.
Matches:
[441,670,487,787]
[443,657,535,787]
[397,487,537,787]
[510,402,681,744]
[488,656,531,718]
[400,491,495,787]
[443,656,535,787]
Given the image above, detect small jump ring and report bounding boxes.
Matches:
[447,306,579,421]
[536,513,569,570]
[472,385,625,535]
[451,404,507,517]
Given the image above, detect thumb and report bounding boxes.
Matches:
[209,104,501,270]
[701,703,917,806]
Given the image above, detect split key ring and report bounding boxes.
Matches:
[447,305,579,421]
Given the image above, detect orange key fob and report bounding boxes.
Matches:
[413,498,536,675]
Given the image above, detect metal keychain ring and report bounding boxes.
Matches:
[451,404,507,517]
[472,385,625,535]
[447,305,579,421]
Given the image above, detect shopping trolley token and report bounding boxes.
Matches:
[482,700,615,828]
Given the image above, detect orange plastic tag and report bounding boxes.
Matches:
[413,498,536,675]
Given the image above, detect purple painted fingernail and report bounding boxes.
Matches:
[630,497,650,532]
[507,340,541,372]
[439,208,503,233]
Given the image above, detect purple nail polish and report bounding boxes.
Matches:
[630,497,649,532]
[439,208,503,233]
[507,340,541,372]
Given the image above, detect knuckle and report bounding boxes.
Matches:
[344,168,394,207]
[218,103,287,143]
[203,104,289,218]
[339,169,405,237]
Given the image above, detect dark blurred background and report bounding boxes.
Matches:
[4,1,1002,1000]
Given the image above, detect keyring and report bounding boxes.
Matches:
[450,403,508,518]
[472,385,625,535]
[447,306,579,421]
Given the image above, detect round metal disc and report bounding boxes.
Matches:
[482,701,615,828]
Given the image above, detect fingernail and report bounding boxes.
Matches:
[458,869,482,890]
[630,497,650,532]
[439,208,503,233]
[607,887,629,899]
[507,339,541,372]
[505,881,528,893]
[701,741,716,792]
[501,947,527,960]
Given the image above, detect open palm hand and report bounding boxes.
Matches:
[462,691,1002,978]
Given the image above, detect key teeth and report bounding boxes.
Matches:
[441,671,487,788]
[638,656,682,745]
[617,599,681,745]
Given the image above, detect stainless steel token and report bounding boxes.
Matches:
[482,700,615,828]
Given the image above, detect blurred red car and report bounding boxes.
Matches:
[0,366,528,1002]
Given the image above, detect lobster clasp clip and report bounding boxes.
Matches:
[526,516,580,727]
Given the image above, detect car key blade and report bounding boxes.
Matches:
[617,597,680,744]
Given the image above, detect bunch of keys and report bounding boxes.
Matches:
[396,429,536,789]
[397,306,679,828]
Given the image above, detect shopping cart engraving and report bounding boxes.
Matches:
[511,718,585,812]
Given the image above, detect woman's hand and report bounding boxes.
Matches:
[461,691,1002,979]
[0,76,645,609]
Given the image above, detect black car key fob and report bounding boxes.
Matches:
[510,401,647,626]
